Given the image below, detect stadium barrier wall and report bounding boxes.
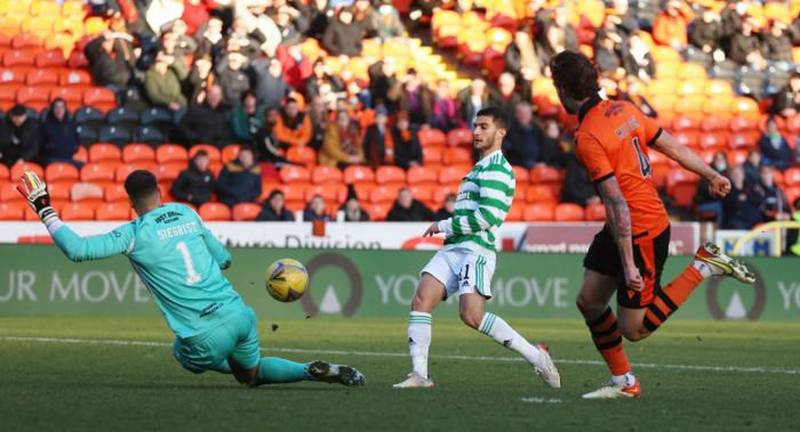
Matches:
[1,246,798,321]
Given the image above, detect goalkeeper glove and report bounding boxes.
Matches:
[17,170,57,224]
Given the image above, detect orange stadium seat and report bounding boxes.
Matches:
[784,168,800,186]
[34,50,66,68]
[155,144,188,164]
[232,203,262,221]
[672,115,701,132]
[530,165,561,184]
[585,202,606,221]
[0,183,24,203]
[67,50,88,69]
[506,202,524,221]
[364,202,391,221]
[439,165,469,184]
[221,144,240,163]
[10,161,44,179]
[446,128,472,147]
[282,183,307,208]
[407,166,439,185]
[523,203,555,221]
[11,33,43,50]
[370,185,401,203]
[375,166,406,185]
[0,164,9,181]
[731,97,760,118]
[3,50,38,67]
[70,182,103,202]
[88,143,121,163]
[189,144,221,162]
[729,115,759,133]
[95,202,132,221]
[700,117,729,133]
[0,67,28,84]
[526,185,556,203]
[153,163,184,183]
[0,202,25,220]
[728,133,755,150]
[443,148,472,165]
[280,165,311,183]
[305,184,346,203]
[286,146,316,166]
[343,165,375,184]
[60,202,95,221]
[699,133,728,152]
[45,162,79,183]
[122,144,156,163]
[512,166,530,184]
[198,203,231,221]
[417,128,446,147]
[673,131,700,148]
[554,203,585,222]
[17,85,53,109]
[408,184,435,204]
[666,169,700,208]
[311,165,343,184]
[82,87,116,111]
[422,147,444,165]
[352,183,374,201]
[104,183,127,203]
[80,163,116,187]
[50,87,84,105]
[59,69,92,86]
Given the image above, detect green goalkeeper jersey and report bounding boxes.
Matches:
[437,150,516,253]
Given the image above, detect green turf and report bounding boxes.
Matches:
[1,316,798,432]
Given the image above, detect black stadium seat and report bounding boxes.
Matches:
[76,124,99,145]
[106,106,141,126]
[140,107,174,127]
[135,126,166,145]
[74,106,106,127]
[98,125,132,145]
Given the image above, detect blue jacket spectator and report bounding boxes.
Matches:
[758,118,794,171]
[215,147,261,207]
[724,166,765,230]
[39,99,81,167]
[503,102,545,169]
[257,190,295,221]
[0,104,40,167]
[303,194,332,221]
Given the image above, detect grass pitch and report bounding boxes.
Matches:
[1,316,798,432]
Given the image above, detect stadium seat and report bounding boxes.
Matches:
[417,128,446,147]
[699,133,728,152]
[95,202,132,221]
[74,106,105,126]
[188,144,221,162]
[153,163,184,183]
[282,183,308,205]
[232,202,262,221]
[70,181,104,202]
[407,166,439,185]
[728,133,755,149]
[305,184,347,203]
[784,168,800,186]
[286,146,316,166]
[33,50,65,68]
[0,183,24,203]
[671,115,700,132]
[443,147,472,165]
[116,163,157,182]
[82,87,117,112]
[673,131,700,148]
[122,144,156,163]
[0,164,9,181]
[0,67,28,85]
[221,145,240,163]
[408,184,435,203]
[731,97,760,118]
[76,122,98,142]
[311,166,343,184]
[585,203,606,221]
[523,203,555,221]
[422,147,444,165]
[506,202,524,221]
[370,185,401,203]
[729,116,759,133]
[45,162,79,183]
[198,203,232,221]
[512,166,530,184]
[88,143,121,163]
[343,165,375,184]
[16,85,53,110]
[60,202,95,221]
[10,161,43,179]
[280,165,311,183]
[49,86,84,106]
[526,185,556,203]
[666,169,700,208]
[24,69,59,87]
[375,166,406,185]
[104,183,128,203]
[106,106,140,126]
[67,50,88,69]
[80,163,116,187]
[700,117,730,133]
[139,107,174,126]
[364,202,391,221]
[97,125,131,145]
[554,203,585,222]
[446,128,472,147]
[155,144,188,164]
[3,49,37,67]
[59,70,92,87]
[530,165,561,184]
[0,201,25,220]
[439,165,470,184]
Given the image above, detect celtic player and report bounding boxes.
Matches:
[393,107,561,389]
[18,170,365,388]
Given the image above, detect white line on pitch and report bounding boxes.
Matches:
[1,335,798,376]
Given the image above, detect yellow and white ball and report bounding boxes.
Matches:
[265,258,309,302]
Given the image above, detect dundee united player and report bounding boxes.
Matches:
[393,107,561,389]
[17,170,365,388]
[550,51,755,399]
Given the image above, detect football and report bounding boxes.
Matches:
[265,258,309,302]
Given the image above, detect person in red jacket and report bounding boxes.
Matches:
[652,0,694,50]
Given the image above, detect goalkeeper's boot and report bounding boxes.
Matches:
[694,242,756,284]
[582,374,641,399]
[533,343,561,389]
[307,361,366,387]
[392,372,434,388]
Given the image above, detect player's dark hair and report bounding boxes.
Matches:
[475,106,509,130]
[124,170,159,202]
[550,51,600,100]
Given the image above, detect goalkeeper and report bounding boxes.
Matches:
[17,169,365,387]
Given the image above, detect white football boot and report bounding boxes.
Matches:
[582,374,641,399]
[392,372,435,388]
[533,343,561,389]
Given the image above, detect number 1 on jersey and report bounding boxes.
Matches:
[632,136,652,178]
[176,241,201,285]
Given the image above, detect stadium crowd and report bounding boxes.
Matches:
[1,0,800,236]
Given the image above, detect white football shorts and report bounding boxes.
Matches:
[420,247,496,299]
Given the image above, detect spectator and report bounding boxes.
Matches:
[253,58,291,110]
[254,107,289,164]
[307,0,333,39]
[720,0,746,53]
[39,99,80,167]
[622,34,655,82]
[306,59,345,101]
[723,165,764,229]
[535,8,578,67]
[771,72,800,117]
[398,69,433,126]
[757,165,791,222]
[144,51,189,111]
[689,6,723,55]
[195,16,224,58]
[179,85,231,146]
[170,150,215,207]
[758,117,793,171]
[353,0,379,37]
[340,197,369,221]
[181,0,210,36]
[434,193,456,221]
[503,102,545,169]
[431,79,459,132]
[303,194,332,221]
[0,105,40,167]
[505,29,541,84]
[145,0,184,35]
[491,73,524,116]
[560,141,599,207]
[308,95,329,150]
[216,146,262,207]
[728,17,767,70]
[217,51,252,107]
[743,150,762,186]
[368,58,400,110]
[84,32,135,91]
[606,0,640,36]
[392,111,423,169]
[694,151,728,226]
[763,20,793,64]
[387,187,434,221]
[362,106,389,168]
[230,91,265,147]
[226,17,265,61]
[187,55,214,102]
[165,20,197,57]
[458,78,490,127]
[322,8,363,57]
[618,77,657,118]
[274,5,306,47]
[275,98,313,148]
[652,0,693,50]
[594,30,625,78]
[234,0,282,57]
[257,190,295,221]
[319,110,363,167]
[539,119,568,168]
[276,44,313,90]
[373,0,405,40]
